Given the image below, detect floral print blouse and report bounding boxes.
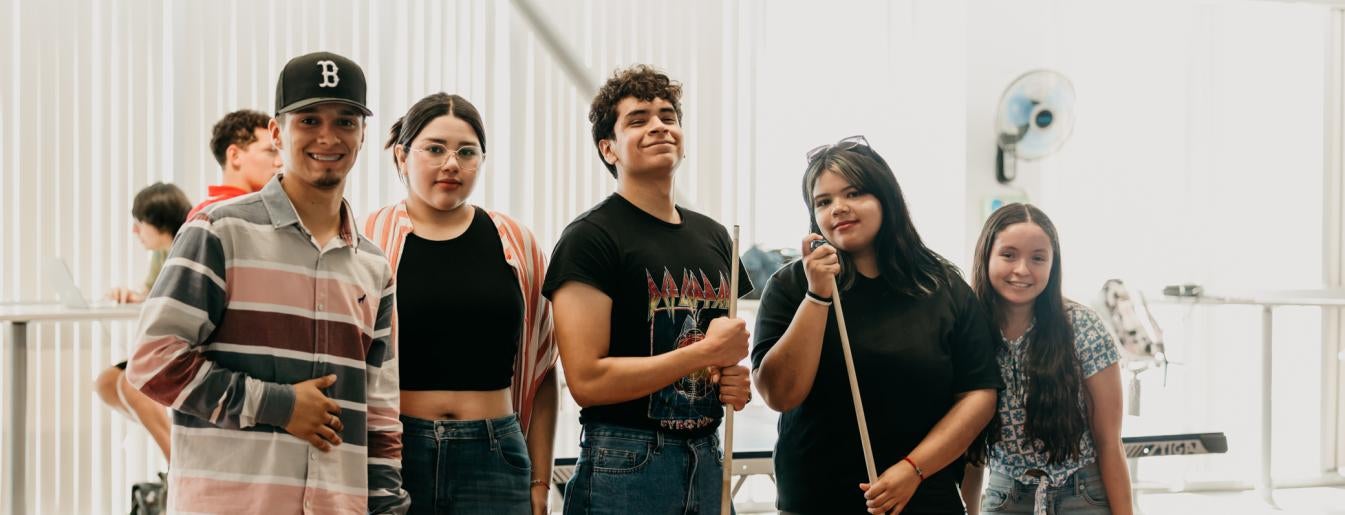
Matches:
[987,301,1121,486]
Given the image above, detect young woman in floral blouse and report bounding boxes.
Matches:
[963,203,1133,515]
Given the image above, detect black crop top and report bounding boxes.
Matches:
[396,207,523,391]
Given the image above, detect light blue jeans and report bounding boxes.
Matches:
[982,463,1111,514]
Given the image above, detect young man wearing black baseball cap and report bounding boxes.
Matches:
[126,51,410,514]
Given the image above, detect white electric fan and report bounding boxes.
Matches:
[995,70,1076,183]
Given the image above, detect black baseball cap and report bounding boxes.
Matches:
[274,51,372,116]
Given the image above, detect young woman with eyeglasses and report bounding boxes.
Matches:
[361,93,558,515]
[751,136,1001,514]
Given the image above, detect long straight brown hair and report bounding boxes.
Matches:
[801,143,955,296]
[966,203,1088,466]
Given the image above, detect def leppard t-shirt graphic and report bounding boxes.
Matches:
[645,267,730,430]
[542,193,753,435]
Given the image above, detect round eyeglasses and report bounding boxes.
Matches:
[409,143,484,170]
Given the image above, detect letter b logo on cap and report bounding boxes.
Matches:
[317,60,340,88]
[275,51,371,116]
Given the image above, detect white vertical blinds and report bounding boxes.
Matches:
[0,1,761,512]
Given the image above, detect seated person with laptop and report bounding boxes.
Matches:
[92,182,191,461]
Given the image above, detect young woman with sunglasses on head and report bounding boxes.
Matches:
[962,203,1131,515]
[751,136,1001,514]
[362,93,558,515]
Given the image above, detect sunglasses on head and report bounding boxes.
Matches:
[805,135,872,163]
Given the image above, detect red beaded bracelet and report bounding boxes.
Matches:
[903,456,925,481]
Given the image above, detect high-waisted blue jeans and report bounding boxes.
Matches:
[401,414,531,515]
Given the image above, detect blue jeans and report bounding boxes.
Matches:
[401,414,531,515]
[562,423,734,515]
[982,463,1111,514]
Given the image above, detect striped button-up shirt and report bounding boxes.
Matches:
[126,174,409,515]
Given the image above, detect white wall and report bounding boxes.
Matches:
[750,0,969,262]
[967,0,1326,295]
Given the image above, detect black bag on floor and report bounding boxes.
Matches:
[129,472,167,515]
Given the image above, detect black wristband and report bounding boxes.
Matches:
[805,290,833,303]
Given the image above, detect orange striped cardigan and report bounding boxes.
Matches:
[361,201,556,432]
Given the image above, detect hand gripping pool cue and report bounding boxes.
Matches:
[813,239,878,486]
[720,224,741,515]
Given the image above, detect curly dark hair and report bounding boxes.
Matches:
[209,110,273,166]
[588,64,683,178]
[966,203,1089,467]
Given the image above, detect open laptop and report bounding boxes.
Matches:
[45,257,130,347]
[48,257,120,309]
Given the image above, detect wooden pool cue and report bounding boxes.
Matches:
[720,224,740,515]
[816,240,878,484]
[832,278,878,482]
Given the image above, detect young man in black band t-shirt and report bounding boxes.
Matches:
[543,65,753,514]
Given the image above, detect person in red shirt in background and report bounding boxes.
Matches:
[188,109,284,218]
